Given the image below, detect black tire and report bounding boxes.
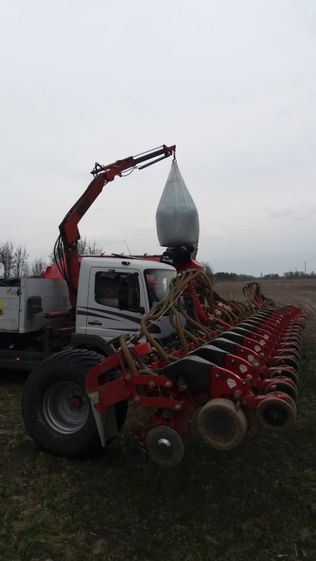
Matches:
[189,407,206,447]
[265,380,297,402]
[270,368,298,384]
[273,357,299,370]
[22,348,127,458]
[145,426,184,467]
[255,395,296,432]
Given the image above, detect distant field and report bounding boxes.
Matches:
[215,278,316,311]
[0,279,316,561]
[215,278,316,338]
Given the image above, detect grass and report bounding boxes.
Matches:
[0,343,316,561]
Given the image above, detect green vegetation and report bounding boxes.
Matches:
[1,344,316,561]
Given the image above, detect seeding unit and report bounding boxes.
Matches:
[18,144,307,465]
[83,271,306,466]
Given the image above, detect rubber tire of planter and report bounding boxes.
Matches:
[145,426,184,467]
[189,407,206,446]
[270,368,298,385]
[273,356,299,370]
[22,348,128,458]
[196,398,247,450]
[255,396,296,433]
[264,380,297,402]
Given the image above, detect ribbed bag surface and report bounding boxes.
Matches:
[156,160,199,247]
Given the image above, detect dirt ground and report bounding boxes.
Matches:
[1,278,316,561]
[215,278,316,339]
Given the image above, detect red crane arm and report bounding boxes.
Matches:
[56,144,176,309]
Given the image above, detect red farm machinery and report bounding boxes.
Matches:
[21,144,307,467]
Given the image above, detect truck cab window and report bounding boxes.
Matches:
[95,272,140,312]
[145,269,175,308]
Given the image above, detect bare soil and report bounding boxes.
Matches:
[1,278,316,560]
[215,278,316,338]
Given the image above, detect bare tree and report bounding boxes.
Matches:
[13,245,29,278]
[77,237,103,255]
[0,241,15,278]
[31,258,47,277]
[49,237,104,265]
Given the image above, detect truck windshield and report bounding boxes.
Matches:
[145,269,176,307]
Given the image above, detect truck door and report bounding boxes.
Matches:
[84,268,145,340]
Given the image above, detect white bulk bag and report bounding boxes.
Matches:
[156,160,199,247]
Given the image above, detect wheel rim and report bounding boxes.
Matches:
[42,381,90,435]
[206,409,235,441]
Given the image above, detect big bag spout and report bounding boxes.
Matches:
[156,160,200,247]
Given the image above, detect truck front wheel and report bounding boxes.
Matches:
[22,348,127,458]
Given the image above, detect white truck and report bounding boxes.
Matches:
[0,144,183,371]
[0,257,176,371]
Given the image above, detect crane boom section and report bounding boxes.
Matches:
[56,144,175,309]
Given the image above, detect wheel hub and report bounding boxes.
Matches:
[42,381,90,435]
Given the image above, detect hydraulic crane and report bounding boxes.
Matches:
[54,144,176,309]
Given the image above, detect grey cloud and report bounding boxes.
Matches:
[265,206,316,219]
[136,222,154,230]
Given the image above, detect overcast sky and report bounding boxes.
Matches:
[1,0,315,276]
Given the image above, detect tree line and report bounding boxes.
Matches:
[213,271,316,281]
[1,241,315,281]
[0,239,102,279]
[199,264,316,281]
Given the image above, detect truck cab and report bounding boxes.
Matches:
[0,257,176,370]
[76,256,177,342]
[0,145,179,369]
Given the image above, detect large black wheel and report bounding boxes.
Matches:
[22,348,127,458]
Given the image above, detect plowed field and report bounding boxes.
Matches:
[1,279,316,561]
[215,278,316,338]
